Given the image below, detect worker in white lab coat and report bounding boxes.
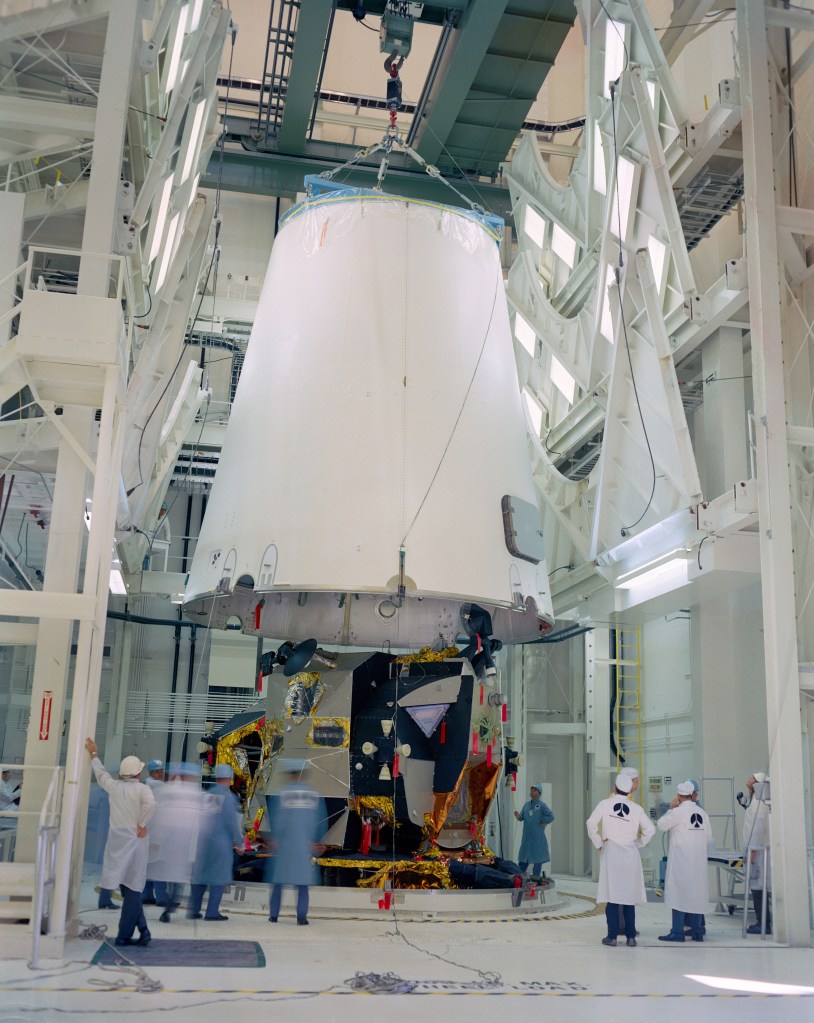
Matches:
[656,779,710,942]
[743,771,771,934]
[85,738,155,947]
[586,772,655,946]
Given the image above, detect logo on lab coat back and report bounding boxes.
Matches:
[690,812,704,829]
[613,802,630,819]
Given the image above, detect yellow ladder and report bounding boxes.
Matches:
[613,627,643,799]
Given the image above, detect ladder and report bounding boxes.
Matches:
[256,0,301,142]
[612,627,643,799]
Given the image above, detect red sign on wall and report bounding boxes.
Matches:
[39,690,53,740]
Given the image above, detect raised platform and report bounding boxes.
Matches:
[229,879,567,921]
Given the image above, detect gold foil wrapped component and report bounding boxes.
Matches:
[395,646,460,664]
[315,856,393,870]
[356,859,456,890]
[284,672,324,723]
[352,795,395,824]
[468,761,500,821]
[306,717,350,748]
[429,766,466,835]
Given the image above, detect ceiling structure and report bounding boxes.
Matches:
[205,0,580,217]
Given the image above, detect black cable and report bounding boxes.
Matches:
[132,283,152,319]
[401,274,499,545]
[697,532,711,572]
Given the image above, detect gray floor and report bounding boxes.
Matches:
[1,877,813,1022]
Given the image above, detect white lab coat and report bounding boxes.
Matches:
[657,800,710,914]
[586,795,655,904]
[742,790,771,890]
[147,779,205,883]
[91,759,154,891]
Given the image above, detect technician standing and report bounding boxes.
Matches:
[586,772,655,947]
[743,771,772,935]
[514,784,555,878]
[656,780,710,942]
[266,761,326,926]
[84,738,154,947]
[188,763,243,921]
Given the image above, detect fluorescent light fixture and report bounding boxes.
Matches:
[551,223,577,268]
[522,386,543,436]
[523,205,547,249]
[513,312,536,357]
[148,175,174,265]
[647,234,667,294]
[616,556,688,597]
[187,173,201,209]
[165,4,190,95]
[604,18,628,98]
[179,99,207,184]
[600,264,616,342]
[593,123,606,195]
[154,211,181,292]
[188,0,206,33]
[109,563,127,595]
[550,354,576,404]
[610,155,638,242]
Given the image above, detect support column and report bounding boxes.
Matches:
[737,0,810,946]
[51,1,140,937]
[17,410,89,859]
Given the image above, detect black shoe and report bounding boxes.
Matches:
[205,913,229,921]
[142,898,157,906]
[601,936,617,946]
[746,923,771,935]
[627,938,637,947]
[114,937,137,947]
[297,918,309,926]
[269,917,277,923]
[186,911,202,919]
[159,911,172,923]
[155,901,168,907]
[98,903,116,910]
[137,930,151,946]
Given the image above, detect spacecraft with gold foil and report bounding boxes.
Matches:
[183,179,554,871]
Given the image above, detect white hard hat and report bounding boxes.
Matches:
[119,755,144,777]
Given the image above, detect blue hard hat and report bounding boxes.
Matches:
[147,759,163,772]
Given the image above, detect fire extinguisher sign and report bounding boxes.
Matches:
[39,690,53,740]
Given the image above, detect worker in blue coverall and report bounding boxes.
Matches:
[188,763,244,921]
[515,783,555,878]
[265,760,326,925]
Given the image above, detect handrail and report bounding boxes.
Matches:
[29,766,63,969]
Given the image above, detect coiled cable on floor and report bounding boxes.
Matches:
[346,971,417,994]
[78,922,163,992]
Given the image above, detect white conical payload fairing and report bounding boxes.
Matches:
[183,180,553,653]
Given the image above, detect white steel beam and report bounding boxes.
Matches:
[738,0,810,948]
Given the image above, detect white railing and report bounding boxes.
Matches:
[29,766,63,969]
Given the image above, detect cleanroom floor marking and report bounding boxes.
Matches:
[1,877,812,1022]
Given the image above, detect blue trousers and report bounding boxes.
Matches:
[142,878,168,903]
[518,861,543,877]
[117,885,148,942]
[605,902,636,940]
[269,883,309,922]
[189,883,226,918]
[669,908,703,940]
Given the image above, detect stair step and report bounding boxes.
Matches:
[0,901,32,921]
[0,863,36,897]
